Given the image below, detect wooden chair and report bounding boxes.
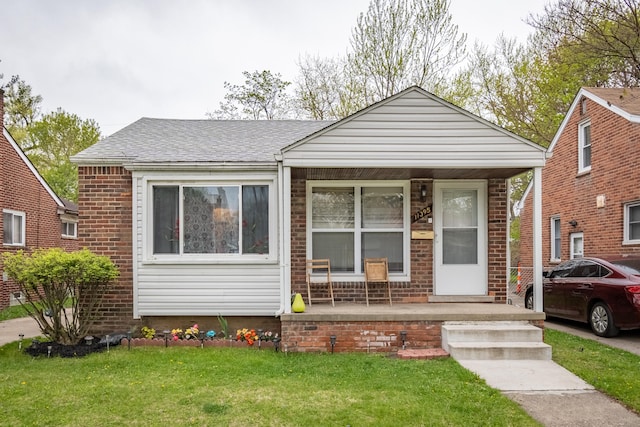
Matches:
[306,259,335,306]
[364,258,392,306]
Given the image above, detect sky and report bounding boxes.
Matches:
[0,0,549,137]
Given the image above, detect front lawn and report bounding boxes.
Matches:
[0,343,537,426]
[545,328,640,413]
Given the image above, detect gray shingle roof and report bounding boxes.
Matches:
[72,118,335,164]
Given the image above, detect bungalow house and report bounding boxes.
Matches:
[520,87,640,274]
[72,86,548,351]
[0,89,79,310]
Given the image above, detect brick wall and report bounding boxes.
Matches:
[290,178,434,304]
[0,101,79,309]
[520,96,640,267]
[77,165,136,334]
[488,178,509,302]
[281,319,441,353]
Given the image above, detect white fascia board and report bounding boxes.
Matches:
[282,158,547,168]
[124,162,278,172]
[548,88,640,153]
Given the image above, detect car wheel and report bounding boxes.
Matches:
[589,302,620,337]
[525,289,534,310]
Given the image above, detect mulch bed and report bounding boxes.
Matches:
[25,334,127,358]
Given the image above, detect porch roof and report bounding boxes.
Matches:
[281,87,547,171]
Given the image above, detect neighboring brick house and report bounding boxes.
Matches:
[71,86,547,335]
[0,89,79,309]
[520,87,640,269]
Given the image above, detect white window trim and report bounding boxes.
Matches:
[570,232,584,259]
[61,217,78,239]
[142,177,277,264]
[306,180,411,282]
[623,201,640,245]
[578,120,592,174]
[550,216,561,262]
[3,209,26,247]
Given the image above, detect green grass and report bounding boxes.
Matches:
[545,328,640,412]
[0,304,32,321]
[0,344,538,427]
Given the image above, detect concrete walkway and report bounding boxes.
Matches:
[0,314,42,346]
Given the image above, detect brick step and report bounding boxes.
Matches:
[396,348,450,360]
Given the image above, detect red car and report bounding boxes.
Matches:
[525,256,640,337]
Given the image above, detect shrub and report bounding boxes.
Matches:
[2,248,119,345]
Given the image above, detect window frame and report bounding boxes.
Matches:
[623,201,640,245]
[143,178,276,264]
[306,180,410,281]
[550,216,561,262]
[578,120,592,174]
[3,209,26,247]
[570,232,584,259]
[61,217,78,239]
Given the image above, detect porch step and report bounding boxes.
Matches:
[442,321,551,361]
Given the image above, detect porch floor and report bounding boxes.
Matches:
[280,303,545,323]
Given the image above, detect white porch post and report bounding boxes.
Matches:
[533,166,543,312]
[281,165,292,314]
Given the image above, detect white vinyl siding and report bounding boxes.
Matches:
[132,171,281,317]
[624,202,640,244]
[282,91,547,169]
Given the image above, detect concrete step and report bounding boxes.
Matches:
[447,341,552,360]
[442,322,543,349]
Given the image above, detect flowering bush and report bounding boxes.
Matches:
[236,328,278,345]
[237,328,258,345]
[170,324,200,341]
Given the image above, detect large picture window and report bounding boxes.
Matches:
[309,183,406,274]
[151,184,270,256]
[3,209,25,246]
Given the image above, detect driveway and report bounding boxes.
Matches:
[545,318,640,356]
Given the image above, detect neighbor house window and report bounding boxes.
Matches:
[308,182,407,274]
[624,202,640,244]
[570,232,584,259]
[550,216,561,261]
[578,121,591,173]
[151,184,270,256]
[61,219,77,238]
[3,209,25,246]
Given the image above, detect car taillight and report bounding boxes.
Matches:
[625,286,640,307]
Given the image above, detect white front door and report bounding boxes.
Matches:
[433,181,487,295]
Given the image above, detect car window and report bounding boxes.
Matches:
[569,261,608,278]
[612,259,640,276]
[548,260,579,278]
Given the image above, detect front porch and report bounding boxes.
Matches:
[280,303,545,354]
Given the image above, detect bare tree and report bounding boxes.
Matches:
[527,0,640,86]
[347,0,467,104]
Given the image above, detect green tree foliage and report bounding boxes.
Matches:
[1,74,100,201]
[27,109,101,201]
[2,76,42,147]
[2,248,119,345]
[527,0,640,87]
[209,70,293,120]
